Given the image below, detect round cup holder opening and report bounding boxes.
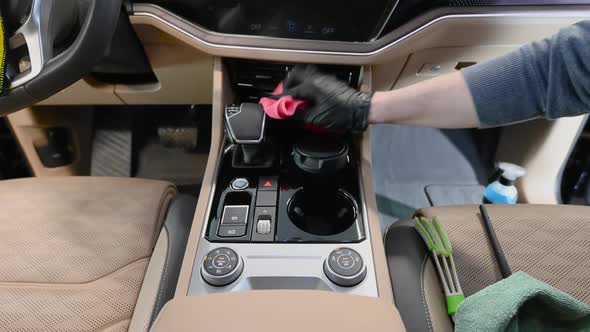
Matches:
[287,189,357,236]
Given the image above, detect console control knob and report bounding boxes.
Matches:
[324,248,366,287]
[256,218,272,234]
[201,248,244,286]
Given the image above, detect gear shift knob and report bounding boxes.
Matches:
[225,103,266,144]
[225,103,271,167]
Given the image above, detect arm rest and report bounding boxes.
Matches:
[151,290,406,332]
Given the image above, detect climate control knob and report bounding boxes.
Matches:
[324,248,367,287]
[201,248,244,286]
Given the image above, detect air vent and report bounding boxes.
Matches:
[227,60,361,103]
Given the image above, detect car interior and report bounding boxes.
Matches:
[0,0,590,331]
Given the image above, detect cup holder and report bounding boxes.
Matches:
[287,188,358,236]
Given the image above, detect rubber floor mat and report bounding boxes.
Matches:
[90,111,132,177]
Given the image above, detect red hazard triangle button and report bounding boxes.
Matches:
[258,176,277,191]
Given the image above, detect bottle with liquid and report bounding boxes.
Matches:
[483,162,526,204]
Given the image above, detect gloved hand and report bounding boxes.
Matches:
[282,65,371,131]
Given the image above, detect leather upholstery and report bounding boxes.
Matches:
[386,204,590,332]
[150,291,406,332]
[0,177,176,331]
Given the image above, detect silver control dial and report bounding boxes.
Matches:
[201,248,244,286]
[324,248,367,287]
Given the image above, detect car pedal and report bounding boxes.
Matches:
[157,126,199,150]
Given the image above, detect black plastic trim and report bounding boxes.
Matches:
[149,194,197,328]
[384,219,433,332]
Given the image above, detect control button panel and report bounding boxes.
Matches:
[219,205,249,238]
[201,248,244,286]
[231,178,249,190]
[324,248,367,287]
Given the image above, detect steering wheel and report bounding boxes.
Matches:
[0,0,122,115]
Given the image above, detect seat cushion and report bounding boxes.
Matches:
[0,177,176,331]
[386,204,590,332]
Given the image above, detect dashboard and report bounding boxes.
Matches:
[134,0,590,44]
[141,0,399,42]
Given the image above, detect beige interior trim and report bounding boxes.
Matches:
[128,230,168,332]
[115,24,213,105]
[360,65,394,302]
[392,46,522,89]
[175,57,229,296]
[38,23,214,107]
[151,291,406,332]
[6,107,93,176]
[496,115,588,204]
[130,9,590,65]
[38,78,124,106]
[371,56,408,92]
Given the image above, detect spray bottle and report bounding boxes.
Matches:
[483,162,526,204]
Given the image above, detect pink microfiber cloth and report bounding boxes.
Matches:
[259,82,307,120]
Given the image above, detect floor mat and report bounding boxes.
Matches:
[372,125,490,233]
[425,184,485,206]
[90,111,133,177]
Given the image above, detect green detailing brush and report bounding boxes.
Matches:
[415,216,465,317]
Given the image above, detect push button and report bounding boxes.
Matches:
[218,225,246,237]
[256,191,277,207]
[231,178,249,190]
[221,205,249,225]
[258,176,278,191]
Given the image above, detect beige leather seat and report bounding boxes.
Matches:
[0,177,196,332]
[385,204,590,332]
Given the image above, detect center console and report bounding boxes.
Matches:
[187,62,379,297]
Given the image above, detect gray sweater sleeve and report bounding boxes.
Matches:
[463,20,590,128]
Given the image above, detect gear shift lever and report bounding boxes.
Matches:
[225,103,271,167]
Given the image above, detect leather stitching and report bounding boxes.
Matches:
[420,253,434,332]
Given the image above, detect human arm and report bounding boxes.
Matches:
[368,71,478,128]
[284,20,590,130]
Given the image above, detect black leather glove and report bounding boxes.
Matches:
[282,65,371,131]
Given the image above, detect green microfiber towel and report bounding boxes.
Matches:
[0,9,7,96]
[454,272,590,332]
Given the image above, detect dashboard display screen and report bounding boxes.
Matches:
[149,0,395,42]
